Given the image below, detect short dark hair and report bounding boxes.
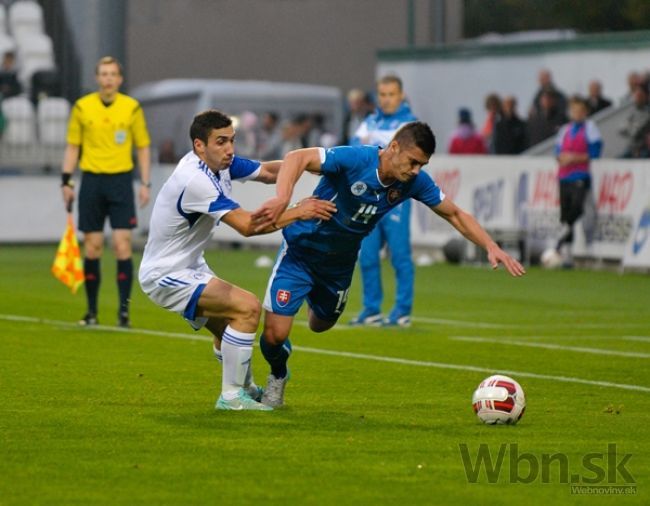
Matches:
[393,121,436,157]
[378,74,403,91]
[190,109,232,144]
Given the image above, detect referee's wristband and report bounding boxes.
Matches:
[61,173,74,188]
[140,180,152,188]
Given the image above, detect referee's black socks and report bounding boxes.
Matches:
[117,259,133,315]
[84,258,100,315]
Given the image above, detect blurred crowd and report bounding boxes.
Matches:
[157,109,340,164]
[448,68,650,158]
[157,65,650,164]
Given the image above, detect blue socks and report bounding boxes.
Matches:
[259,335,292,379]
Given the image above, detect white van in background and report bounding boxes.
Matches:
[131,79,343,161]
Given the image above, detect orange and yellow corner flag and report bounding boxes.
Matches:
[51,214,84,294]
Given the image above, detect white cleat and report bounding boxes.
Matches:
[261,372,289,408]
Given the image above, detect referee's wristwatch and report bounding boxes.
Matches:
[140,180,152,188]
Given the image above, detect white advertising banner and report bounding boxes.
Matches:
[622,168,650,269]
[1,158,649,270]
[412,156,650,268]
[580,160,649,259]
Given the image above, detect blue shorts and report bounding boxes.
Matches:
[263,241,357,321]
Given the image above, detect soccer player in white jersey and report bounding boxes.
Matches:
[139,110,336,411]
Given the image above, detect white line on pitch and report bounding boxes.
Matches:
[293,346,650,393]
[1,313,648,394]
[624,336,650,343]
[450,336,650,359]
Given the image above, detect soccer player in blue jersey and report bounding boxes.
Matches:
[252,122,526,407]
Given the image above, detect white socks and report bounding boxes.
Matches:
[219,325,255,399]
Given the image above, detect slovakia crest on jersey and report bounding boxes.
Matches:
[351,181,367,196]
[276,289,291,307]
[387,188,402,204]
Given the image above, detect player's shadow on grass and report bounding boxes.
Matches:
[148,408,435,434]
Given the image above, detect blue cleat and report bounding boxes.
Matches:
[216,388,273,411]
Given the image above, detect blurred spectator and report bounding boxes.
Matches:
[643,71,650,91]
[637,130,650,158]
[235,110,259,158]
[481,93,501,153]
[619,85,650,158]
[527,90,568,145]
[448,108,487,154]
[586,80,611,116]
[531,69,567,116]
[308,112,337,148]
[158,139,178,164]
[0,51,22,99]
[625,71,643,101]
[280,115,311,156]
[257,111,283,160]
[308,112,325,147]
[343,88,371,144]
[553,96,602,266]
[493,96,528,154]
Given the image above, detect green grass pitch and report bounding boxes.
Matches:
[1,245,649,505]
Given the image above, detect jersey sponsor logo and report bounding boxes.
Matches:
[351,181,367,196]
[276,289,291,307]
[387,188,402,204]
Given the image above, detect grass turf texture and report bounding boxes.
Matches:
[1,245,648,505]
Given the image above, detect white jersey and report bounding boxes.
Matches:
[139,151,260,280]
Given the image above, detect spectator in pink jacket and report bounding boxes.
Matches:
[448,108,487,155]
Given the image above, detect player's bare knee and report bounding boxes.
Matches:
[113,240,132,259]
[84,243,103,259]
[262,326,287,345]
[241,295,262,328]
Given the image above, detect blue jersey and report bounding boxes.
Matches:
[282,145,444,254]
[351,101,417,147]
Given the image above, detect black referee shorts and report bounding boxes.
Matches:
[78,171,137,232]
[559,178,590,226]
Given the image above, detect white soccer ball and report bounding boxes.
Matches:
[472,374,526,425]
[540,248,562,269]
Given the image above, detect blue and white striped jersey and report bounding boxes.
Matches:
[139,151,259,277]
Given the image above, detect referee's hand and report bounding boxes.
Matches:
[61,185,75,213]
[138,185,151,208]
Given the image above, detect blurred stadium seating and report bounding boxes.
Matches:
[0,0,65,172]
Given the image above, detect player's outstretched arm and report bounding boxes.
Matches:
[223,197,336,237]
[254,160,282,184]
[432,199,526,277]
[252,148,323,229]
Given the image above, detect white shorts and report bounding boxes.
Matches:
[139,266,215,330]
